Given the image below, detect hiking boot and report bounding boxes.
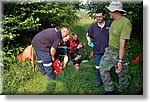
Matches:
[96,81,102,87]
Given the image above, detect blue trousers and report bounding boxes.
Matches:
[34,48,55,80]
[93,53,103,82]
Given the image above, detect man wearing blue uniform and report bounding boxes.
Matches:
[32,27,70,80]
[86,10,111,87]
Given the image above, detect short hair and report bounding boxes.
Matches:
[96,9,105,15]
[61,27,70,32]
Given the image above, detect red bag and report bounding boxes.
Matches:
[53,59,62,74]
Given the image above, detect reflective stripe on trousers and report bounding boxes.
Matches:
[43,62,52,67]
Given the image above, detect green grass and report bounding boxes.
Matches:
[2,10,143,95]
[15,59,105,95]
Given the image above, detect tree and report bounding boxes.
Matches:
[2,1,80,48]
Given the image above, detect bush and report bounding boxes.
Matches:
[2,61,35,94]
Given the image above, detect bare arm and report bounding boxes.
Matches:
[116,39,127,73]
[119,39,126,60]
[50,47,56,59]
[86,33,91,45]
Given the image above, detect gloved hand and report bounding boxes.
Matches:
[52,57,55,61]
[62,46,68,50]
[89,42,94,48]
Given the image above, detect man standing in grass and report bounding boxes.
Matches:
[99,1,132,95]
[86,9,111,87]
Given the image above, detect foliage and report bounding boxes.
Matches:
[2,61,35,94]
[2,1,80,47]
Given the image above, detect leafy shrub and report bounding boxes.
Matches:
[2,60,35,94]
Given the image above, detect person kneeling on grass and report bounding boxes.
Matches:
[70,43,88,70]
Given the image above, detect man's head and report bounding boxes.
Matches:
[106,1,126,19]
[63,35,70,42]
[95,9,105,23]
[72,34,79,41]
[61,27,70,38]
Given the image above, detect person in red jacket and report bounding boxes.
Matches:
[68,34,79,52]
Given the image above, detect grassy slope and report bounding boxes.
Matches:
[14,10,143,95]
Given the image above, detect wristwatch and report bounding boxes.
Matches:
[118,59,123,63]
